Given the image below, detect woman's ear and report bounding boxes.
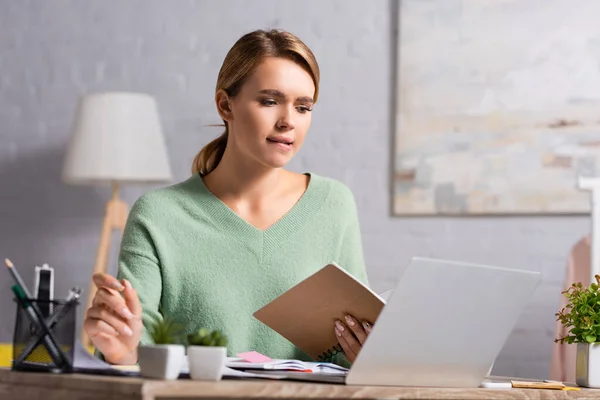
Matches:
[215,89,233,122]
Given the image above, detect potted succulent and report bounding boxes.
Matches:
[555,274,600,387]
[186,328,229,381]
[137,316,186,380]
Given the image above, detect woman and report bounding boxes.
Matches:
[84,29,372,367]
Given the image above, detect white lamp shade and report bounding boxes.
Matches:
[62,92,173,185]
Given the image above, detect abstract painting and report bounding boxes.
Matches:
[393,0,600,215]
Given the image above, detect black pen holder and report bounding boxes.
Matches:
[12,298,78,373]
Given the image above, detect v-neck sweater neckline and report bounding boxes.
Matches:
[192,172,331,263]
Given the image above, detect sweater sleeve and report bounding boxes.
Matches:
[116,197,163,346]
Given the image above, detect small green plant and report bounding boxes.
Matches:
[187,328,229,347]
[149,316,185,345]
[555,275,600,344]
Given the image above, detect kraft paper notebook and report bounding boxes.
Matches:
[253,262,386,362]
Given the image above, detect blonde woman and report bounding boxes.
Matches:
[83,29,372,367]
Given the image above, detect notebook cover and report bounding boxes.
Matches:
[253,262,386,360]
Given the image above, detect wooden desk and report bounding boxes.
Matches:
[0,368,597,400]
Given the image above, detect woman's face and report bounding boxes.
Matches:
[221,57,315,169]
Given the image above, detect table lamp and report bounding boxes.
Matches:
[62,92,172,347]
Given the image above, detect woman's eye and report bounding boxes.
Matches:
[260,99,277,106]
[296,106,313,114]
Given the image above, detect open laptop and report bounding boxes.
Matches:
[265,257,541,387]
[345,256,541,387]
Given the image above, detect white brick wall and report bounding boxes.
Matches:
[0,0,591,379]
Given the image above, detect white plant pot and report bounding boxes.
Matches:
[576,342,600,388]
[187,346,227,381]
[137,344,185,380]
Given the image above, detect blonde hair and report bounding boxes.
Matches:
[192,29,320,176]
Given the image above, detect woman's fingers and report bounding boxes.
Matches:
[86,306,134,337]
[333,315,374,363]
[334,319,362,358]
[343,315,368,344]
[92,273,125,291]
[335,327,356,362]
[92,287,134,320]
[83,316,120,338]
[83,279,142,366]
[122,279,142,318]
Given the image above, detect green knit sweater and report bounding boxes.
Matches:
[116,172,368,364]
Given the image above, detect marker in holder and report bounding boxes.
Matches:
[34,263,54,319]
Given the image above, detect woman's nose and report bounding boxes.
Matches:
[276,106,296,130]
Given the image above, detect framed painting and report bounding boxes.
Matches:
[393,0,600,215]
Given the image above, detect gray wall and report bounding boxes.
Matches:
[0,0,589,379]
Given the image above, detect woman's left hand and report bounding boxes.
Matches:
[334,315,373,363]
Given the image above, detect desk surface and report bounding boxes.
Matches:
[0,368,597,400]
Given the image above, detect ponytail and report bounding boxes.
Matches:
[192,129,228,176]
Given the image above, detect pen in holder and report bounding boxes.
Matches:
[11,286,79,373]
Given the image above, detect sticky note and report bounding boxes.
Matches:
[236,351,272,363]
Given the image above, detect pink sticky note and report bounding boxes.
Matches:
[236,351,272,363]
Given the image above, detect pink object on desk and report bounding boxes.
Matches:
[236,351,272,363]
[550,235,591,383]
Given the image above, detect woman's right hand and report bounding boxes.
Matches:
[83,273,143,365]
